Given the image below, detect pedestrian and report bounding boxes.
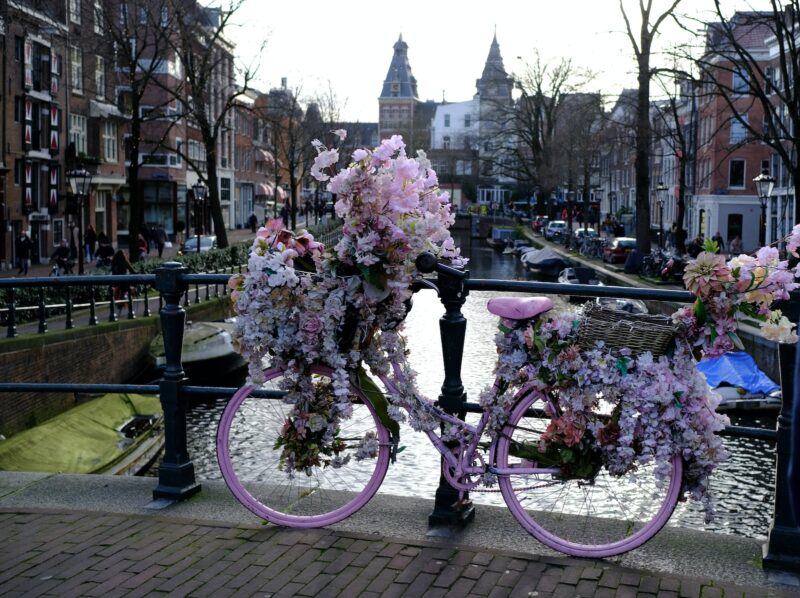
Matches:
[111,249,135,314]
[15,230,33,275]
[248,212,258,233]
[136,231,148,261]
[730,235,743,254]
[280,203,289,226]
[175,221,185,248]
[712,231,725,253]
[687,235,704,258]
[85,224,97,262]
[148,225,157,254]
[51,239,73,275]
[155,223,167,258]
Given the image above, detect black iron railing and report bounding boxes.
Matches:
[0,261,798,572]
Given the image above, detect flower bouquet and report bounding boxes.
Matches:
[229,131,463,474]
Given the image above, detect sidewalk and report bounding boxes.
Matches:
[0,227,263,280]
[0,473,798,597]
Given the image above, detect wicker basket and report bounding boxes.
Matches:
[577,303,679,356]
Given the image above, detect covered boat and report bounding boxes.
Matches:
[520,246,569,277]
[696,352,781,412]
[0,393,163,475]
[149,320,246,381]
[557,267,603,302]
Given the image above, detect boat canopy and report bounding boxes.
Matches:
[696,352,779,394]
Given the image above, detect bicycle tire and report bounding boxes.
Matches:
[217,364,391,527]
[496,391,682,558]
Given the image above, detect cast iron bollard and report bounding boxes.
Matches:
[152,262,201,501]
[428,265,475,527]
[762,341,800,571]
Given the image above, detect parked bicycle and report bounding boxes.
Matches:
[219,254,698,559]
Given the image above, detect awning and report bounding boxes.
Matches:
[276,187,287,201]
[256,182,274,196]
[255,149,274,164]
[89,99,125,119]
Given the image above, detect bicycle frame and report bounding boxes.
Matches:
[375,360,561,492]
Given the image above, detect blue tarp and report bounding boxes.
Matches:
[695,352,779,394]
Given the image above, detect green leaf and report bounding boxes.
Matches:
[727,331,745,351]
[616,356,629,376]
[703,239,719,253]
[534,337,546,354]
[693,298,707,325]
[498,324,512,334]
[357,368,400,439]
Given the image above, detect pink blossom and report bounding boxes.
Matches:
[352,148,368,162]
[331,129,347,141]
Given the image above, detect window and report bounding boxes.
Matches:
[69,45,82,94]
[70,114,87,155]
[160,6,169,27]
[69,0,81,24]
[14,36,23,61]
[95,56,105,100]
[464,114,471,128]
[168,139,182,166]
[53,219,65,245]
[730,114,748,144]
[444,114,450,127]
[729,159,745,188]
[119,3,128,27]
[443,136,450,150]
[732,71,749,94]
[102,121,117,162]
[95,192,107,233]
[94,0,103,34]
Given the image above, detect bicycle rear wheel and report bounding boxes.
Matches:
[496,392,682,558]
[217,365,391,527]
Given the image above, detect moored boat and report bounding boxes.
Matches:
[557,267,603,302]
[0,393,163,475]
[520,246,569,277]
[696,351,782,412]
[149,320,246,381]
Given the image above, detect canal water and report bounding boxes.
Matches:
[180,230,777,540]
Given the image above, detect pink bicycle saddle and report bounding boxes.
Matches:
[487,296,554,320]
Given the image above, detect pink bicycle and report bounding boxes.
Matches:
[216,258,683,559]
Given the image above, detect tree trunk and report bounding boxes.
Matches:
[635,51,652,254]
[205,153,229,248]
[128,98,144,262]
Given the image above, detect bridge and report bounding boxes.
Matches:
[0,262,799,594]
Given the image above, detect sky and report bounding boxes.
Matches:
[229,0,765,122]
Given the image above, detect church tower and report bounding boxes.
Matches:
[378,34,423,149]
[476,33,513,107]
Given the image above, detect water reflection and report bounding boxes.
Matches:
[183,229,777,539]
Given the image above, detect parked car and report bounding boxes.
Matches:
[531,215,549,233]
[573,227,599,242]
[544,220,568,241]
[181,235,217,253]
[602,237,637,263]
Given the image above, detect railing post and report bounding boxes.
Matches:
[6,288,18,338]
[37,288,47,334]
[88,286,98,326]
[64,287,74,330]
[763,292,800,572]
[152,262,201,502]
[108,286,117,322]
[429,267,475,528]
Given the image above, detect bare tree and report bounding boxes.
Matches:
[98,0,177,259]
[694,2,800,226]
[485,51,592,216]
[158,0,263,248]
[620,0,683,253]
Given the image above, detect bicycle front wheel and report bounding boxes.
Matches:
[496,392,682,558]
[217,365,391,527]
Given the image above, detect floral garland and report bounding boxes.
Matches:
[481,312,729,520]
[229,131,464,475]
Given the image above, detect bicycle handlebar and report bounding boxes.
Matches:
[414,252,466,280]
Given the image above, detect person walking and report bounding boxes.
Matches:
[85,224,97,263]
[111,249,135,315]
[729,235,743,255]
[15,231,33,275]
[248,212,258,233]
[712,231,725,253]
[155,223,167,258]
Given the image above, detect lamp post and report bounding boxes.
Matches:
[656,181,668,249]
[66,168,93,274]
[753,168,775,247]
[192,182,207,253]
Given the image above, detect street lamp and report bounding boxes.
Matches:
[656,181,668,249]
[753,168,775,247]
[66,168,93,274]
[192,182,207,253]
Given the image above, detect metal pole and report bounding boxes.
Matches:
[659,203,664,249]
[760,203,767,247]
[77,197,84,274]
[152,262,200,502]
[196,198,201,254]
[428,267,475,527]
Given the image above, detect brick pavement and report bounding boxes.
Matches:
[0,509,795,597]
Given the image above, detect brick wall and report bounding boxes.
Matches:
[0,298,232,437]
